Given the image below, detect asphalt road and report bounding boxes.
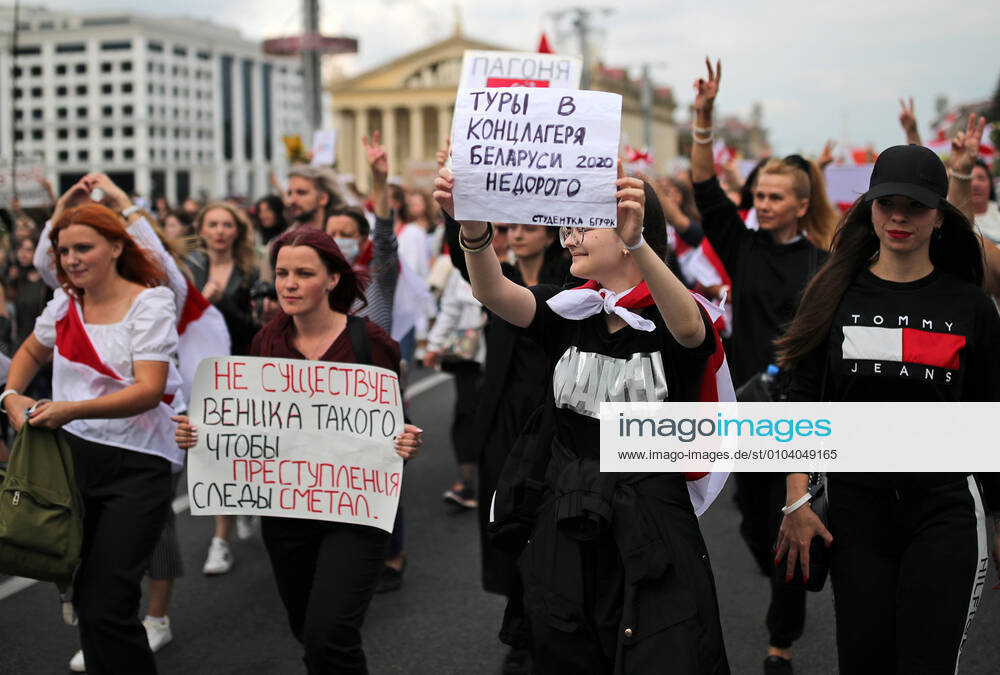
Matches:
[1,367,997,674]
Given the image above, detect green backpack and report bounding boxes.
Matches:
[0,421,84,594]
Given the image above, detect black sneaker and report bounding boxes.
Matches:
[442,482,478,509]
[763,655,794,675]
[374,558,406,594]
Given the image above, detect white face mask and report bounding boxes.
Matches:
[335,237,360,263]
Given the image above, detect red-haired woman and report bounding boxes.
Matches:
[2,179,184,674]
[175,228,423,674]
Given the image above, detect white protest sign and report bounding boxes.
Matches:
[824,164,874,209]
[311,129,338,166]
[459,50,582,90]
[451,88,622,227]
[0,163,49,208]
[186,357,405,532]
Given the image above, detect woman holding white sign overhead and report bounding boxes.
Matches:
[434,163,731,673]
[175,227,422,675]
[3,185,182,674]
[775,120,1000,673]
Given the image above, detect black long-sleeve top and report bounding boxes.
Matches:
[789,268,1000,510]
[693,176,826,386]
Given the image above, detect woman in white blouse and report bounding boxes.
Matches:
[2,178,182,675]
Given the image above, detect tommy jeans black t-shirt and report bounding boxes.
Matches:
[790,268,1000,403]
[523,284,716,460]
[789,268,1000,502]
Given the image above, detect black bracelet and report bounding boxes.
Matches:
[461,223,492,245]
[458,223,495,254]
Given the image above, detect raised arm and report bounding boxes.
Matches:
[946,114,985,224]
[817,140,836,171]
[433,168,536,327]
[364,131,390,221]
[898,97,922,146]
[690,58,721,184]
[616,165,705,348]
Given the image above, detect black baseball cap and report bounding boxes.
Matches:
[864,144,949,208]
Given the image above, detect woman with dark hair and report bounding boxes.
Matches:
[775,140,1000,673]
[689,59,839,673]
[435,164,730,674]
[175,227,421,674]
[8,233,53,395]
[253,194,288,245]
[3,181,182,674]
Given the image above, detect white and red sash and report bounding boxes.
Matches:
[546,280,733,515]
[35,216,231,403]
[52,295,185,469]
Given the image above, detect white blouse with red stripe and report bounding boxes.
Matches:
[33,286,185,469]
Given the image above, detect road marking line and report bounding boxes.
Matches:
[0,371,451,601]
[406,371,452,398]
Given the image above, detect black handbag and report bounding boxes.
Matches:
[774,474,830,592]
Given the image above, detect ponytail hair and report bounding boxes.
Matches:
[758,156,838,250]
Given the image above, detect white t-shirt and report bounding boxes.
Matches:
[34,286,185,469]
[396,223,431,280]
[975,201,1000,246]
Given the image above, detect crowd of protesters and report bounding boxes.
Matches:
[2,53,1000,675]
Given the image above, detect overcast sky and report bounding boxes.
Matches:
[27,0,1000,158]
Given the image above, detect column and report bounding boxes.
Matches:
[380,106,396,178]
[437,104,452,153]
[355,108,372,193]
[409,105,424,163]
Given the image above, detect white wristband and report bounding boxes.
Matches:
[0,389,20,409]
[781,491,813,516]
[624,234,645,251]
[120,204,141,218]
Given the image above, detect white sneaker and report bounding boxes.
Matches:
[202,537,234,575]
[66,617,172,671]
[235,515,258,540]
[143,616,173,653]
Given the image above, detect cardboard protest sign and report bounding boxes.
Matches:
[0,163,49,208]
[824,164,874,211]
[186,357,405,533]
[459,50,582,89]
[451,88,622,227]
[311,129,338,166]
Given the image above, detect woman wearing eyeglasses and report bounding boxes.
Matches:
[689,58,839,675]
[435,162,730,674]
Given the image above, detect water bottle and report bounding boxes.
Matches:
[736,364,780,402]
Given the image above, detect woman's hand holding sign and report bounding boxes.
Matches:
[433,167,456,220]
[394,424,423,460]
[172,414,197,450]
[615,160,645,249]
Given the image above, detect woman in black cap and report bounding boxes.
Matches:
[774,120,1000,673]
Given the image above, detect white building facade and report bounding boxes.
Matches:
[0,7,307,203]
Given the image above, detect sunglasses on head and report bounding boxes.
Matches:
[784,154,811,174]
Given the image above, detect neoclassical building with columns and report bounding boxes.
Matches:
[330,29,678,191]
